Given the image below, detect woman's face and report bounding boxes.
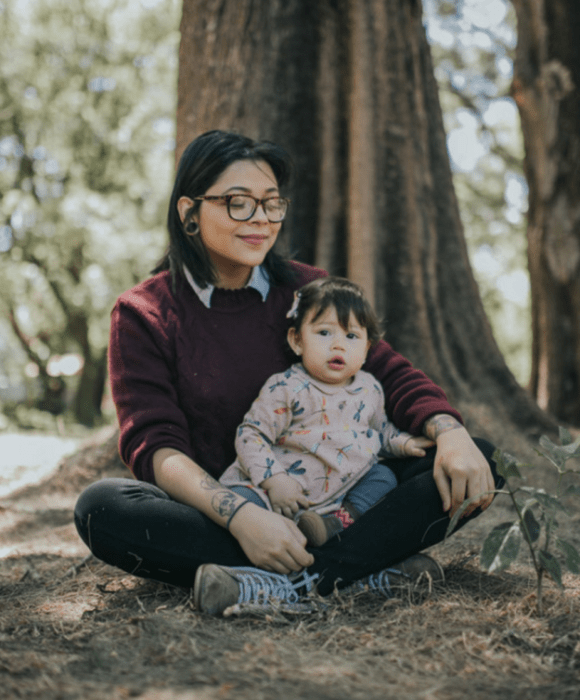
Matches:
[178,159,283,289]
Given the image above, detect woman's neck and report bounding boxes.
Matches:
[214,264,253,290]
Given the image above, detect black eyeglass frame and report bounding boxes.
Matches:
[193,194,290,223]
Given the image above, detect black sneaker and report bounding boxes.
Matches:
[193,564,320,616]
[340,554,445,597]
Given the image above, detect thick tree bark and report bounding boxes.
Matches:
[512,0,580,426]
[177,0,556,442]
[73,352,107,427]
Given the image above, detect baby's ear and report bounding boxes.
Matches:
[287,327,302,356]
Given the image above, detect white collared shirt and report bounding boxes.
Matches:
[182,265,271,308]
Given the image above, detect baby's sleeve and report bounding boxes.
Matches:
[234,372,295,486]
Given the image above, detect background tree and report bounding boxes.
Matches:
[425,0,531,386]
[177,0,555,444]
[0,0,179,425]
[511,0,580,426]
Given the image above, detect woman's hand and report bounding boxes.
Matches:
[260,473,310,518]
[228,502,314,574]
[152,449,313,574]
[424,415,495,518]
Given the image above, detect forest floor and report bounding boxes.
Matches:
[1,426,580,700]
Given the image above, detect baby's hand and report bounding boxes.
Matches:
[260,473,309,519]
[403,435,435,457]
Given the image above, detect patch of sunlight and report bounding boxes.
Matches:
[0,434,81,498]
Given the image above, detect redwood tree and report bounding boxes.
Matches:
[177,0,555,442]
[512,0,580,426]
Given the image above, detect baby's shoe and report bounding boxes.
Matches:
[297,501,360,546]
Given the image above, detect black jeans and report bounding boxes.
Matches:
[74,438,501,596]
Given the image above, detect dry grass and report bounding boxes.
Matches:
[1,429,579,700]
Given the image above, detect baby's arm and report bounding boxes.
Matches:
[368,378,435,457]
[234,372,308,516]
[400,434,436,457]
[383,423,435,457]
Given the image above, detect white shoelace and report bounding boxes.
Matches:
[227,567,319,609]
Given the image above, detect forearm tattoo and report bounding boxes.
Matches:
[211,490,243,519]
[199,473,221,491]
[424,414,462,440]
[199,472,246,520]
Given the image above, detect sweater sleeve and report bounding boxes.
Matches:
[363,340,462,435]
[108,295,192,483]
[366,377,413,457]
[234,376,295,486]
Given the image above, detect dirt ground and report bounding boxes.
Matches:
[1,427,580,700]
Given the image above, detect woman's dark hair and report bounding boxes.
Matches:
[288,277,382,346]
[153,130,296,288]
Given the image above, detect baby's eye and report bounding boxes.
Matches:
[347,332,360,339]
[318,329,330,336]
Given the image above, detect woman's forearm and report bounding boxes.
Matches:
[423,414,463,441]
[152,448,248,529]
[152,447,314,573]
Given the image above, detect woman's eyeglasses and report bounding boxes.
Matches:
[194,194,290,223]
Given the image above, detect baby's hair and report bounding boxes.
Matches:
[288,277,382,346]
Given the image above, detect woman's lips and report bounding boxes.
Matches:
[240,235,268,246]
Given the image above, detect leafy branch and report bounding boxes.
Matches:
[446,428,580,614]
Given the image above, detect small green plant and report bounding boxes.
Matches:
[447,427,580,614]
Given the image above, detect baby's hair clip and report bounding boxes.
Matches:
[286,291,301,319]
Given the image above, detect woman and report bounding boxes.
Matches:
[74,130,500,615]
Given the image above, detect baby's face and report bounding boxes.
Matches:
[288,306,370,386]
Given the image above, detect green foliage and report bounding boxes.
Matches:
[0,0,180,424]
[424,0,531,385]
[448,431,580,614]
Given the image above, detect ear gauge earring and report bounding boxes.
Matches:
[185,220,199,236]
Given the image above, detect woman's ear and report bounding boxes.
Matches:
[177,196,194,224]
[287,327,302,356]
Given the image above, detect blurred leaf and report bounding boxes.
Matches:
[493,449,522,480]
[481,521,522,573]
[519,487,570,514]
[555,538,580,575]
[538,434,580,470]
[445,488,498,538]
[538,435,568,469]
[558,426,573,446]
[539,550,563,589]
[521,506,540,543]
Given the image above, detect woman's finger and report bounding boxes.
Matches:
[433,469,452,513]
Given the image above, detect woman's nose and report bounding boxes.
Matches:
[249,202,269,223]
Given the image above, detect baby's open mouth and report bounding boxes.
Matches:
[328,356,345,369]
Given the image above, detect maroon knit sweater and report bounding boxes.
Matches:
[109,261,461,484]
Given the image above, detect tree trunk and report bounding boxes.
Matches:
[73,352,107,427]
[512,0,580,426]
[177,0,556,443]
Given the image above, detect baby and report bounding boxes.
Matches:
[220,277,434,546]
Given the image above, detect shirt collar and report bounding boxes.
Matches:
[183,265,271,308]
[293,362,368,395]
